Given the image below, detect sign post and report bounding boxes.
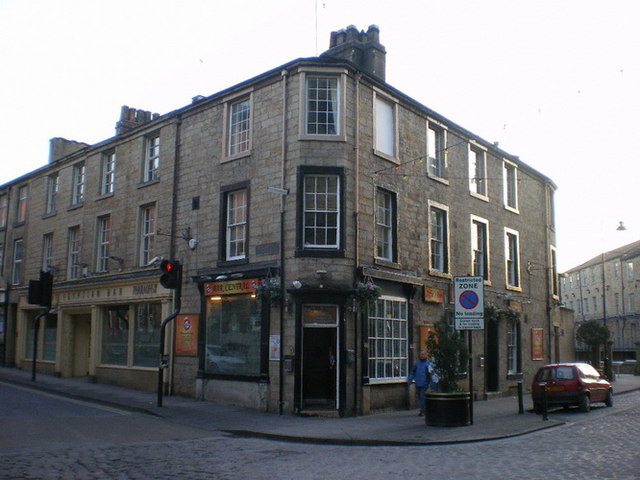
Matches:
[453,276,485,425]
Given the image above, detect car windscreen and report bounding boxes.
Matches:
[537,366,576,381]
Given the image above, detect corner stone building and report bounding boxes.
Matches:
[0,26,571,415]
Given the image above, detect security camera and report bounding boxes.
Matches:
[292,280,302,289]
[146,255,163,267]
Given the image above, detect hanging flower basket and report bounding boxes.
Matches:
[354,277,381,313]
[253,277,282,305]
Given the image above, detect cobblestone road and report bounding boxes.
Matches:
[2,392,639,480]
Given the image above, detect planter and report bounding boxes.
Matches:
[425,392,471,427]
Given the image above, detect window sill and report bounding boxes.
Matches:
[138,178,160,189]
[96,192,115,201]
[504,205,520,214]
[506,285,523,293]
[12,221,26,227]
[373,149,399,164]
[427,174,449,186]
[42,211,57,219]
[217,258,249,268]
[299,133,347,142]
[67,203,84,212]
[374,257,402,270]
[470,191,489,202]
[429,269,452,280]
[221,150,251,164]
[295,248,344,258]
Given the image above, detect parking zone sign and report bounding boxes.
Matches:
[454,276,484,330]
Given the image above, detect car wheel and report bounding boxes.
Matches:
[605,390,613,407]
[579,394,590,412]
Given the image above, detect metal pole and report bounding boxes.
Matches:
[468,330,473,425]
[157,270,182,407]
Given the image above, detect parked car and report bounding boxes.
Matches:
[531,363,613,413]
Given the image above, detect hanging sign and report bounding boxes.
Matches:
[454,276,484,330]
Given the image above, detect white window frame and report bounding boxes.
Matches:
[375,188,395,262]
[16,185,28,223]
[223,94,252,160]
[298,68,347,141]
[12,238,23,285]
[71,163,85,205]
[302,174,340,250]
[469,143,488,199]
[428,201,450,276]
[226,189,247,261]
[139,205,155,266]
[367,296,409,384]
[550,246,559,298]
[67,226,81,279]
[42,233,54,272]
[101,151,116,195]
[144,135,160,182]
[427,120,448,182]
[505,228,521,290]
[373,91,398,161]
[506,321,519,374]
[45,174,58,215]
[96,215,111,272]
[504,159,519,212]
[0,194,7,228]
[471,215,490,281]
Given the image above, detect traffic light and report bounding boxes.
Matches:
[159,260,182,289]
[27,270,54,307]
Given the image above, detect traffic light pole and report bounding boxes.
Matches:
[157,265,182,407]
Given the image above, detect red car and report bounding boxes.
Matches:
[531,363,613,413]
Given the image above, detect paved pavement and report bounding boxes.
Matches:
[1,366,639,446]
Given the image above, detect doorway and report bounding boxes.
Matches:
[486,319,499,391]
[300,305,339,411]
[72,315,91,377]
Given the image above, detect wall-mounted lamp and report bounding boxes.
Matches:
[188,238,199,250]
[215,275,228,281]
[292,280,302,289]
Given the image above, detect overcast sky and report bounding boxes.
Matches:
[1,0,637,271]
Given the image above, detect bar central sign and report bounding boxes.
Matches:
[204,278,258,296]
[453,276,484,330]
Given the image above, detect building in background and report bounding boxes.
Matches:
[562,240,640,363]
[0,25,569,415]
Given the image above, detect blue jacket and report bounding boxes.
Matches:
[408,359,431,387]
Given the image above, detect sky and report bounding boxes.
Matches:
[1,0,637,272]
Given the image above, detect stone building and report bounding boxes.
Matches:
[0,25,569,415]
[562,239,640,362]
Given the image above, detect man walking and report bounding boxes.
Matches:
[407,350,432,416]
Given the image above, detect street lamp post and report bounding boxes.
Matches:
[602,221,626,380]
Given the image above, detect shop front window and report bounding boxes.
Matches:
[133,303,161,367]
[24,312,57,361]
[205,294,262,376]
[102,306,129,366]
[43,314,57,361]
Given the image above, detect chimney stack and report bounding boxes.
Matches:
[48,137,88,163]
[115,106,159,135]
[322,25,386,81]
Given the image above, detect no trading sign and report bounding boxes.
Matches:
[454,276,484,330]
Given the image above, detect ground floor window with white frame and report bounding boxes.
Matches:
[367,296,408,382]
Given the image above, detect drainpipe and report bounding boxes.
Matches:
[353,73,361,414]
[279,69,289,415]
[166,113,183,398]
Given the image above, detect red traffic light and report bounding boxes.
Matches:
[159,260,182,289]
[160,259,174,273]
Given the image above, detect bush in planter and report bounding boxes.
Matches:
[426,317,469,393]
[424,317,470,427]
